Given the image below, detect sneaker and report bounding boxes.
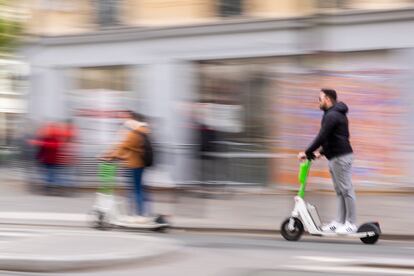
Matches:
[336,221,357,234]
[321,221,342,232]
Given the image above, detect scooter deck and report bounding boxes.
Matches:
[311,231,377,238]
[113,221,170,229]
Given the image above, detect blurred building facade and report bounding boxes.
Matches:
[22,0,414,36]
[0,59,27,145]
[22,0,414,189]
[0,1,28,161]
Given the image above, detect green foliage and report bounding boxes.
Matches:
[0,1,23,53]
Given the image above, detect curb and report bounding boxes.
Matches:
[172,226,414,241]
[378,234,414,241]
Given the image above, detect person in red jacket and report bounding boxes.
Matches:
[31,122,62,192]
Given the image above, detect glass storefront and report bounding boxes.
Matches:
[197,53,408,188]
[197,60,273,186]
[68,66,133,183]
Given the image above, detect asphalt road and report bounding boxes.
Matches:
[0,225,412,276]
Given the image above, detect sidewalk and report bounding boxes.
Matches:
[0,176,413,238]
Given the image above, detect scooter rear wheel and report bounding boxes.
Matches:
[358,222,380,244]
[281,217,304,241]
[152,215,170,233]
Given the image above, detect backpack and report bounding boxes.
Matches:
[135,130,154,167]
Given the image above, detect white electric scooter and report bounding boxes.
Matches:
[281,160,381,244]
[90,162,170,232]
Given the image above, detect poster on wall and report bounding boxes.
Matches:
[202,103,244,133]
[69,89,130,159]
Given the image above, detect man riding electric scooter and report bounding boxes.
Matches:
[298,88,357,234]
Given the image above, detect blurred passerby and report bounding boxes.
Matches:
[103,111,152,216]
[59,120,79,190]
[21,120,40,191]
[198,124,217,173]
[195,102,218,194]
[31,122,62,193]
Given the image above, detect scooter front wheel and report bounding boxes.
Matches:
[91,211,111,231]
[281,217,304,241]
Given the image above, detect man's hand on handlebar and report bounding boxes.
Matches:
[98,154,118,162]
[298,152,307,161]
[298,151,322,161]
[314,152,322,159]
[98,156,112,162]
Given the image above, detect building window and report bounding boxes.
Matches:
[76,66,129,91]
[94,0,120,27]
[318,0,349,9]
[218,0,243,17]
[38,0,76,11]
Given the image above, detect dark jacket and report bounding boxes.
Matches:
[198,124,217,159]
[305,102,353,160]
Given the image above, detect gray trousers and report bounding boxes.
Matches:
[328,153,356,224]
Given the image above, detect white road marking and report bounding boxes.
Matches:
[0,212,88,221]
[0,232,38,237]
[296,255,356,263]
[296,255,414,267]
[284,265,414,275]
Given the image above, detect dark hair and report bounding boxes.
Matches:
[321,88,337,102]
[130,111,146,122]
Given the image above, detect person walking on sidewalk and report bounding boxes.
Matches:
[298,88,357,234]
[31,122,63,194]
[103,111,151,216]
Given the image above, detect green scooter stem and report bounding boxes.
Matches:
[298,160,311,198]
[98,162,117,194]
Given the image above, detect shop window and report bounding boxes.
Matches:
[318,0,349,9]
[77,66,129,91]
[218,0,243,17]
[94,0,120,27]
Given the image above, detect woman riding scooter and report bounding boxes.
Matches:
[102,111,150,218]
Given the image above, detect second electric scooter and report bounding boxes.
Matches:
[91,161,170,232]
